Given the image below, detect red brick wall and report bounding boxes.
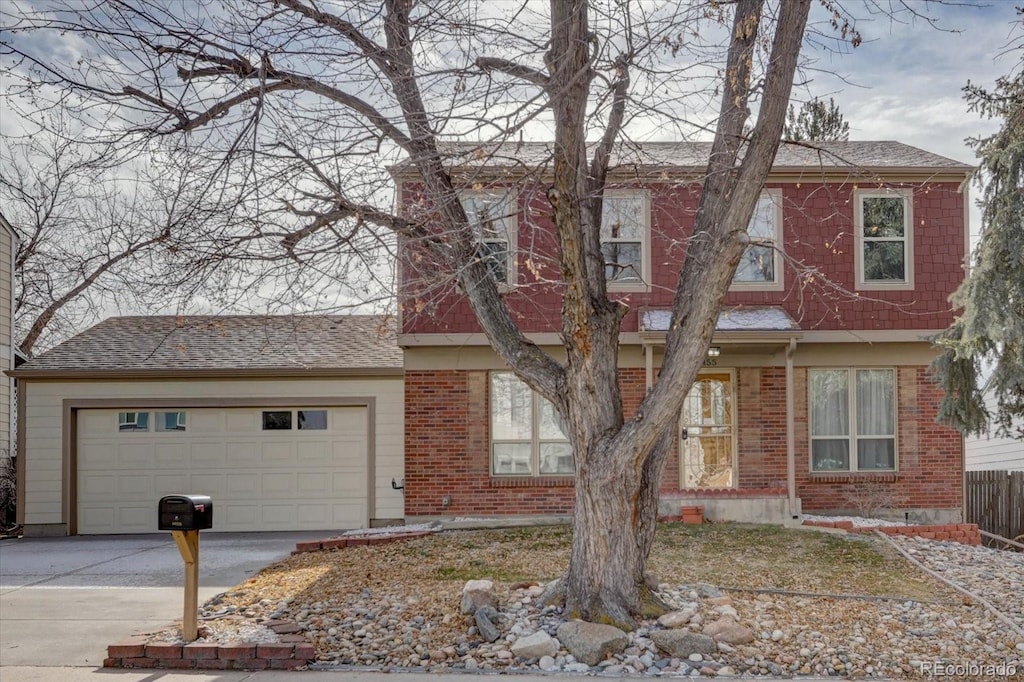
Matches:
[406,364,962,517]
[400,181,965,335]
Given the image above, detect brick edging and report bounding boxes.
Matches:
[105,633,314,671]
[802,520,982,546]
[293,529,436,554]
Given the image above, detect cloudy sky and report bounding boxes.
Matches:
[798,0,1019,239]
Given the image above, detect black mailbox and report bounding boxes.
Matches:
[158,495,213,531]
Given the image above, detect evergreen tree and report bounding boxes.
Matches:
[934,39,1024,439]
[783,97,850,141]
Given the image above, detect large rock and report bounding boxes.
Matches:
[556,621,629,666]
[703,618,755,645]
[649,630,717,658]
[461,579,497,615]
[475,606,501,643]
[657,608,696,628]
[536,579,565,608]
[510,630,558,659]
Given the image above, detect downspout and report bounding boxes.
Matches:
[786,337,798,519]
[644,343,654,391]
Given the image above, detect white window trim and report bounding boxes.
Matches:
[731,189,784,292]
[489,372,572,477]
[602,188,651,293]
[854,188,914,290]
[808,367,898,473]
[460,189,517,289]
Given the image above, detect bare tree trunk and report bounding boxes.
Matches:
[561,0,810,628]
[565,422,675,628]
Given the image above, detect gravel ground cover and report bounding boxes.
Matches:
[155,524,1023,679]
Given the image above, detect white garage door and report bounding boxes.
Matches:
[76,405,368,534]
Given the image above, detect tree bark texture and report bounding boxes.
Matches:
[559,0,811,628]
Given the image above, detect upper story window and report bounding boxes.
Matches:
[461,190,515,286]
[490,372,572,477]
[855,189,914,289]
[733,190,783,290]
[601,190,649,290]
[810,368,896,473]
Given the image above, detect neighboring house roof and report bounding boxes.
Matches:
[11,315,403,378]
[641,306,801,335]
[0,211,19,243]
[391,140,972,177]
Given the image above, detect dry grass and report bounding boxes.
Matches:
[220,522,951,620]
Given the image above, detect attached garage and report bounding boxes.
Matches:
[77,405,369,533]
[13,316,404,536]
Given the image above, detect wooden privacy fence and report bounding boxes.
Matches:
[965,470,1024,544]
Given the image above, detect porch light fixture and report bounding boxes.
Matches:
[707,346,721,358]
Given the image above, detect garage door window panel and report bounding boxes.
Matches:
[298,410,328,430]
[156,411,187,431]
[119,412,150,432]
[263,411,293,430]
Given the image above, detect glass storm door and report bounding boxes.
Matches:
[680,373,735,488]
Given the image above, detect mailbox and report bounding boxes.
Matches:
[158,494,213,531]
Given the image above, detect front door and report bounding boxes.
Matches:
[680,372,736,488]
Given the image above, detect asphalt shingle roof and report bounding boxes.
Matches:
[15,315,402,376]
[393,140,972,174]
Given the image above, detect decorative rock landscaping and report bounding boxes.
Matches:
[105,525,1023,677]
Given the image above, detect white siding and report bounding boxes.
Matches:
[21,376,405,530]
[965,391,1024,471]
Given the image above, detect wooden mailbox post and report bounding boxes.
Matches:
[171,529,201,641]
[158,495,213,642]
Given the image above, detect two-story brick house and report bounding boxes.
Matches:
[396,141,972,525]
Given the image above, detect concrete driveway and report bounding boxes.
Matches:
[0,531,329,668]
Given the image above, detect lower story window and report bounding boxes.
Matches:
[490,372,572,476]
[810,368,896,472]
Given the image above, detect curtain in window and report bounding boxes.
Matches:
[810,370,850,470]
[856,369,895,469]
